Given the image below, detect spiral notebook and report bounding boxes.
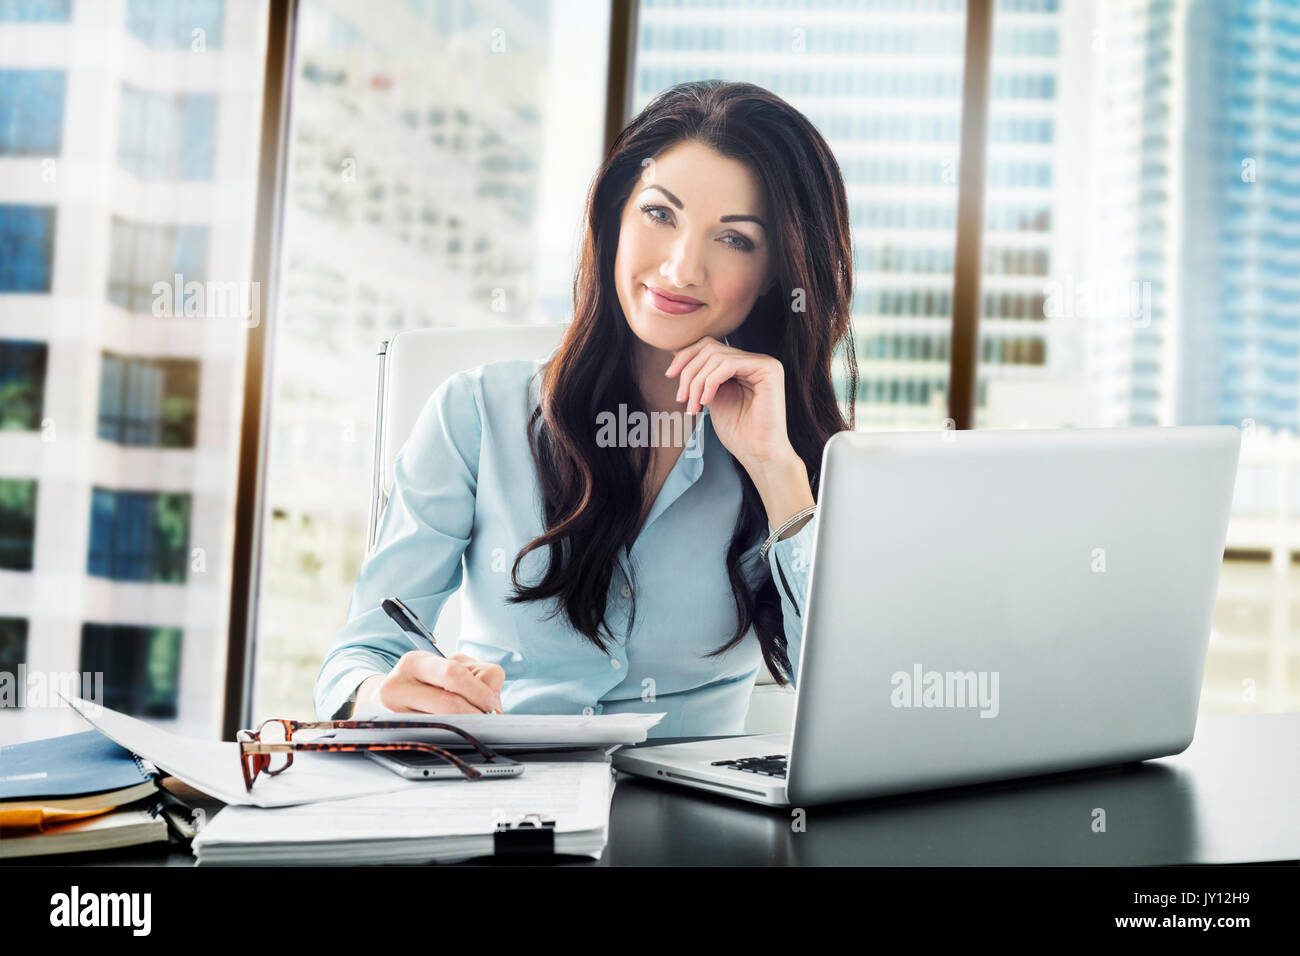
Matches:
[0,730,159,831]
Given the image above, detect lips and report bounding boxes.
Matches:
[644,285,704,315]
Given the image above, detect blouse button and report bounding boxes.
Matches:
[582,705,595,716]
[620,584,631,598]
[611,658,622,669]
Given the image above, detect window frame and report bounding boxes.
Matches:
[221,0,996,737]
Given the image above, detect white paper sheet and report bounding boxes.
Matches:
[343,707,665,746]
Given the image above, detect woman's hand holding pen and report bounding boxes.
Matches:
[357,652,505,716]
[368,596,503,715]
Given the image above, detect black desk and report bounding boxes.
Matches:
[25,713,1300,866]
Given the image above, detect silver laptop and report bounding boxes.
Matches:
[613,425,1242,807]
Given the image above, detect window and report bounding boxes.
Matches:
[0,69,65,154]
[117,84,217,180]
[98,352,200,447]
[0,339,48,430]
[106,217,208,312]
[0,0,70,23]
[87,488,191,583]
[0,204,55,292]
[126,0,225,48]
[79,623,182,718]
[0,479,36,571]
[0,618,27,702]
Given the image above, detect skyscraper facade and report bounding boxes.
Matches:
[0,0,266,743]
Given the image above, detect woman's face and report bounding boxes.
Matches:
[614,140,775,355]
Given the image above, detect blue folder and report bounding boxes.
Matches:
[0,729,153,801]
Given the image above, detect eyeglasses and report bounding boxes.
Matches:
[235,718,502,790]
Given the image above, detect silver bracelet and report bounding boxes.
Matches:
[759,505,818,560]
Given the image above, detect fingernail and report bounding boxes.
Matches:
[492,695,503,712]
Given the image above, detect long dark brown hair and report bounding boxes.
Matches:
[506,80,856,685]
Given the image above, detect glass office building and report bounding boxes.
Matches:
[0,0,266,743]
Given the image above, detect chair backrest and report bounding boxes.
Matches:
[367,324,790,703]
[370,325,568,541]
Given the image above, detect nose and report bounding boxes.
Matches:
[660,231,706,290]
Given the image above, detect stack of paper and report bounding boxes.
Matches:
[192,754,616,865]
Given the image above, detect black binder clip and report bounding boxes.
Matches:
[493,812,556,856]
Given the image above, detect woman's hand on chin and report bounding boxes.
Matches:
[663,334,798,470]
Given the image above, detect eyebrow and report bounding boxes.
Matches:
[641,184,767,230]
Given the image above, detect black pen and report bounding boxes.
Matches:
[381,597,445,657]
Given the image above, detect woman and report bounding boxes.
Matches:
[314,80,857,737]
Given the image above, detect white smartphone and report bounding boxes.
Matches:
[365,749,525,779]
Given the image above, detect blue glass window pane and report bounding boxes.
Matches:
[0,69,66,155]
[116,85,147,177]
[181,93,215,179]
[97,352,199,447]
[0,478,36,572]
[126,0,224,49]
[97,354,124,442]
[0,204,55,292]
[86,487,190,581]
[124,360,164,446]
[120,491,150,580]
[0,339,48,430]
[87,488,115,578]
[174,225,208,279]
[0,0,71,23]
[106,219,209,311]
[79,623,182,718]
[0,618,26,685]
[118,85,214,181]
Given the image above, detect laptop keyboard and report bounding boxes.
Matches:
[710,754,788,779]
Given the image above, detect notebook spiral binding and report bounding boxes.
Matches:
[128,751,156,781]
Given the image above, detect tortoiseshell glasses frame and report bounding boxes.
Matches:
[236,718,502,790]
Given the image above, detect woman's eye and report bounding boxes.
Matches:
[640,204,670,224]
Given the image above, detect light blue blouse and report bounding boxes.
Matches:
[314,358,818,738]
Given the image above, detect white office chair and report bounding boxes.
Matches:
[368,325,795,735]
